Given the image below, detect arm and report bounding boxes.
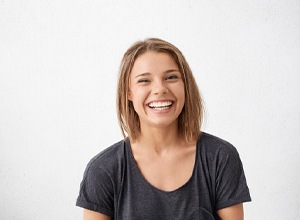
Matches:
[217,203,244,220]
[83,209,111,220]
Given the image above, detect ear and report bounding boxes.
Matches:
[128,91,132,101]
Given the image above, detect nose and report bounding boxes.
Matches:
[152,80,168,95]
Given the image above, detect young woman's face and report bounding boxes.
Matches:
[129,51,185,130]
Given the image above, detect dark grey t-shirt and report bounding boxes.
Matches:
[76,133,251,219]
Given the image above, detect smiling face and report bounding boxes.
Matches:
[128,51,185,131]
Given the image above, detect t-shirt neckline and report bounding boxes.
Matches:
[125,136,201,194]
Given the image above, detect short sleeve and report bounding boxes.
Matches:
[76,160,114,217]
[215,146,251,210]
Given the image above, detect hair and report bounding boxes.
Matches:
[117,38,204,142]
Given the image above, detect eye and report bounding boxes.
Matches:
[137,79,150,83]
[166,75,179,80]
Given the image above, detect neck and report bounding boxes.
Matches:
[134,122,183,154]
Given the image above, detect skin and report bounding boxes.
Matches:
[129,51,185,133]
[217,204,244,220]
[82,51,244,220]
[128,52,195,192]
[83,210,111,220]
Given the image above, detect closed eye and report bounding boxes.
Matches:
[166,75,179,80]
[137,79,150,83]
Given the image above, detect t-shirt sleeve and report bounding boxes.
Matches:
[215,145,251,210]
[76,159,114,217]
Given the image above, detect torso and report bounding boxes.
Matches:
[76,133,251,220]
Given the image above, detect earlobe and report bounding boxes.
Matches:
[128,91,132,101]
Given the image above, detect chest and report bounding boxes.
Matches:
[135,153,195,192]
[117,152,217,220]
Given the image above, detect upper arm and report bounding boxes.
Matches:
[76,165,114,217]
[217,203,244,220]
[83,209,111,220]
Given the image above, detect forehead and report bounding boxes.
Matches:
[130,51,179,76]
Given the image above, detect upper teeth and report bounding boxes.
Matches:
[148,101,172,108]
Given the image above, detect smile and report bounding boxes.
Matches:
[148,101,173,110]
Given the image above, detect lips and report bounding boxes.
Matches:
[148,101,173,110]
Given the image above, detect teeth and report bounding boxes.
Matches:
[152,106,170,111]
[148,101,173,108]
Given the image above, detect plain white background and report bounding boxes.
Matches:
[1,0,300,219]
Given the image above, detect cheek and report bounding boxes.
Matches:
[129,90,145,109]
[131,87,149,100]
[177,83,185,99]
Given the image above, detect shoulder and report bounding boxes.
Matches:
[198,133,251,209]
[77,140,126,215]
[198,132,240,162]
[83,139,126,179]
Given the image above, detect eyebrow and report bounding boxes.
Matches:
[134,69,180,78]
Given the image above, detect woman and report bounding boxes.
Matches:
[76,38,251,220]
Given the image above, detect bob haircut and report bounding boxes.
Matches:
[117,38,204,142]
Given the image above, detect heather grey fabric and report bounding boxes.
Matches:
[76,132,251,220]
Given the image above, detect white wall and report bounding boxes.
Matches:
[1,0,299,219]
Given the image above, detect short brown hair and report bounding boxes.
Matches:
[117,38,204,142]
